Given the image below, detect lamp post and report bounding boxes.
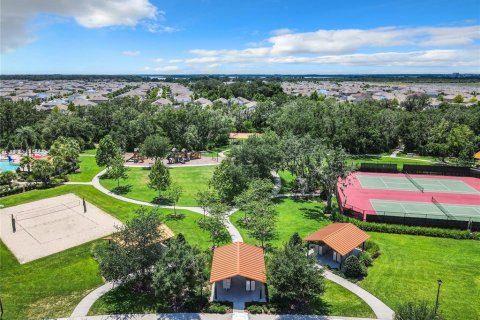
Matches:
[434,279,442,314]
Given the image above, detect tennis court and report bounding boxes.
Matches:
[0,193,122,264]
[370,199,480,222]
[357,174,479,194]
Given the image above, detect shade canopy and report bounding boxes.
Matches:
[304,223,369,256]
[210,242,267,284]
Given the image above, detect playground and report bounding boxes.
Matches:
[0,193,122,263]
[124,148,223,167]
[339,172,480,227]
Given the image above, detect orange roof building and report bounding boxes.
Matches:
[474,151,480,161]
[228,132,257,140]
[304,223,369,268]
[209,242,267,306]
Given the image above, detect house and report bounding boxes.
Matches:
[152,98,173,107]
[194,97,213,108]
[210,242,267,308]
[304,223,369,269]
[214,97,228,104]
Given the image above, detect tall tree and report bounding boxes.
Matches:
[152,236,207,311]
[148,160,171,198]
[14,126,38,156]
[96,135,121,167]
[165,182,183,218]
[203,201,230,247]
[196,189,217,219]
[93,208,165,290]
[108,154,128,188]
[248,200,277,247]
[140,134,171,160]
[268,234,324,312]
[235,178,275,221]
[32,159,54,186]
[49,136,81,174]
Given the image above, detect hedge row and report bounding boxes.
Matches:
[338,215,479,240]
[0,184,39,198]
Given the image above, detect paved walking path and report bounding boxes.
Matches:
[320,268,394,320]
[72,169,393,319]
[61,314,376,320]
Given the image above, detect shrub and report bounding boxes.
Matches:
[359,252,373,267]
[246,302,277,314]
[364,240,381,258]
[204,301,231,314]
[342,255,366,278]
[395,300,444,320]
[339,215,479,240]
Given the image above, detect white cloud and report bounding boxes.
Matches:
[153,58,164,63]
[1,0,159,53]
[271,28,295,36]
[152,65,180,72]
[123,50,141,56]
[168,59,183,63]
[145,23,181,33]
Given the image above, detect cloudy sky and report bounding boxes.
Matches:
[1,0,479,74]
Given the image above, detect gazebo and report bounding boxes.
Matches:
[209,242,267,309]
[304,223,369,269]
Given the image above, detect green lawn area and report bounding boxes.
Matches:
[0,184,214,320]
[67,155,104,182]
[231,197,330,249]
[81,149,97,155]
[349,155,436,170]
[100,166,216,206]
[360,232,480,320]
[323,279,375,317]
[204,144,231,158]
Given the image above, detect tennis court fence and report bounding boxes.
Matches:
[357,163,480,178]
[340,203,480,231]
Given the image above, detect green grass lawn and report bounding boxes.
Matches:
[360,232,480,320]
[100,166,215,206]
[0,185,215,320]
[204,144,231,158]
[231,197,330,248]
[67,156,105,182]
[81,149,97,155]
[323,279,375,317]
[349,155,436,170]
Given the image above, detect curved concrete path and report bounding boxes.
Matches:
[73,169,393,319]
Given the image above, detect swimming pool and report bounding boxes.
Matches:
[0,161,19,172]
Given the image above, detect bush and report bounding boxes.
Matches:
[246,302,277,314]
[339,215,479,240]
[359,252,373,267]
[342,255,366,278]
[204,301,231,314]
[364,240,381,258]
[395,300,444,320]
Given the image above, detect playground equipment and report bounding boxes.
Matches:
[167,148,201,164]
[126,148,145,163]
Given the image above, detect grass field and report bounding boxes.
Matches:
[231,197,330,248]
[81,149,97,155]
[67,156,104,182]
[323,279,375,317]
[100,166,216,206]
[349,155,435,170]
[360,233,480,320]
[0,185,214,320]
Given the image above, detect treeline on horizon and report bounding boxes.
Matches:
[1,86,479,165]
[1,74,480,83]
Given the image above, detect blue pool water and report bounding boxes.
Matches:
[0,161,19,172]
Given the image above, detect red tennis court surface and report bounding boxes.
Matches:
[338,172,480,221]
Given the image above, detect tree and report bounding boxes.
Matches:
[248,201,277,247]
[108,154,128,188]
[342,255,366,278]
[426,120,450,162]
[211,158,248,203]
[93,208,165,290]
[96,135,121,167]
[152,236,207,311]
[268,234,324,312]
[14,126,38,155]
[452,95,464,103]
[203,201,230,247]
[140,134,171,160]
[165,182,183,218]
[19,155,34,173]
[148,160,171,198]
[49,136,81,174]
[401,93,431,111]
[315,147,353,213]
[195,189,217,219]
[32,159,54,186]
[395,301,444,320]
[234,178,274,221]
[447,125,476,163]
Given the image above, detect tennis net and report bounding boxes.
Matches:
[405,173,424,193]
[431,197,453,219]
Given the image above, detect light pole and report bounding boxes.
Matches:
[434,279,442,314]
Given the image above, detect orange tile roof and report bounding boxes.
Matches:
[474,151,480,160]
[304,223,369,256]
[209,242,267,284]
[228,132,258,140]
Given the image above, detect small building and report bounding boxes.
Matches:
[194,97,213,108]
[228,132,258,140]
[152,98,173,107]
[474,150,480,162]
[304,223,369,269]
[210,242,267,309]
[214,97,228,104]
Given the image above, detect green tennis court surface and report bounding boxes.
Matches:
[357,175,479,194]
[370,199,480,222]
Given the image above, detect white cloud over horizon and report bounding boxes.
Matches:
[123,50,141,56]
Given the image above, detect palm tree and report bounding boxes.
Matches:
[20,155,34,172]
[14,126,38,156]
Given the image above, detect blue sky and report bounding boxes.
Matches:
[1,0,479,74]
